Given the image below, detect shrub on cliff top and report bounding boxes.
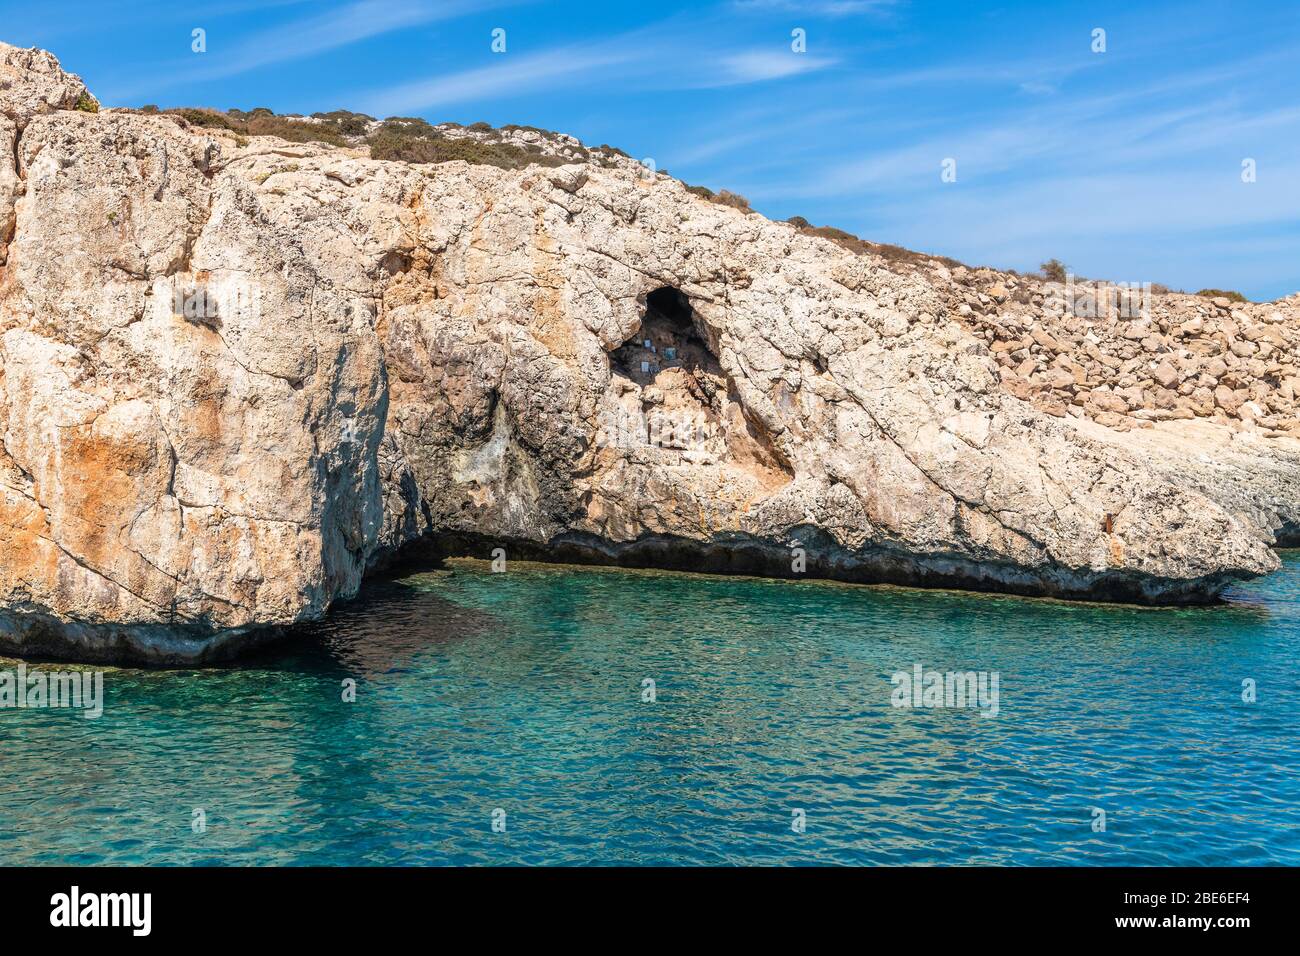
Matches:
[167,108,244,132]
[787,218,967,271]
[310,109,375,137]
[366,119,569,170]
[1196,288,1248,303]
[1040,258,1068,282]
[807,224,864,248]
[160,107,351,146]
[713,189,752,212]
[74,92,99,113]
[684,184,753,213]
[246,114,347,146]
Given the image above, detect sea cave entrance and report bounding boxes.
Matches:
[610,285,714,384]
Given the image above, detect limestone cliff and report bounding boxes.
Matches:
[1,43,1295,663]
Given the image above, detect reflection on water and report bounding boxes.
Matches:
[2,555,1298,865]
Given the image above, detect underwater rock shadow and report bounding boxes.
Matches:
[237,577,501,678]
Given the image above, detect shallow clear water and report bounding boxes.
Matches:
[2,553,1298,866]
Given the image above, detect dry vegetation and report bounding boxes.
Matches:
[142,106,628,172]
[1196,288,1249,303]
[366,117,575,169]
[785,216,968,272]
[146,105,354,146]
[684,184,754,213]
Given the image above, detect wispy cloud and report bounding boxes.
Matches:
[1018,80,1056,95]
[355,18,839,114]
[712,51,837,85]
[731,0,902,17]
[357,46,635,115]
[201,0,450,78]
[202,0,506,79]
[663,103,860,168]
[105,0,508,99]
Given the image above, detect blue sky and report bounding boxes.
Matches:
[3,0,1298,300]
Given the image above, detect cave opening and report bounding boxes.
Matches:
[645,286,694,333]
[610,285,713,384]
[598,284,792,484]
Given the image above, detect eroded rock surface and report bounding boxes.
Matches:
[0,43,1293,662]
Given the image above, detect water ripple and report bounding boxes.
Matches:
[2,556,1298,865]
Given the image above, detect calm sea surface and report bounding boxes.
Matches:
[3,553,1298,865]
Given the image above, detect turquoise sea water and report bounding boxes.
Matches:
[2,553,1298,866]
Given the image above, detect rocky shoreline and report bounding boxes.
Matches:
[2,42,1298,663]
[0,529,1254,667]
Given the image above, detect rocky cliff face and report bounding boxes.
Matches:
[1,43,1296,663]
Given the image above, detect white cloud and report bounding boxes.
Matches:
[104,0,510,99]
[357,47,635,115]
[714,51,837,85]
[197,0,486,80]
[732,0,901,16]
[355,29,838,115]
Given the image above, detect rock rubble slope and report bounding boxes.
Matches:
[0,43,1295,662]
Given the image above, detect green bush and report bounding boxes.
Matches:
[713,189,752,212]
[366,120,570,170]
[1196,288,1248,303]
[382,117,440,135]
[160,107,351,146]
[683,184,753,213]
[247,114,346,146]
[167,108,245,132]
[74,92,99,113]
[366,129,442,164]
[310,109,376,137]
[1040,258,1068,282]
